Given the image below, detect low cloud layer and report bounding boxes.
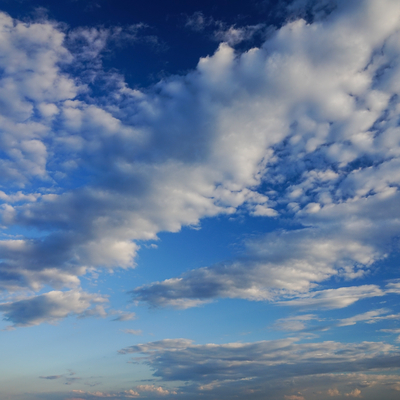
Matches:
[119,337,400,398]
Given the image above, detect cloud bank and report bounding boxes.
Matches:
[1,0,400,325]
[119,337,400,398]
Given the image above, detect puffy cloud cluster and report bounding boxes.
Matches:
[133,0,400,309]
[1,0,400,325]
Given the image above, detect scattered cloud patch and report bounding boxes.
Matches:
[71,388,141,398]
[284,395,305,400]
[112,312,136,322]
[327,388,340,396]
[0,290,108,327]
[122,329,142,335]
[279,285,385,310]
[136,385,175,395]
[345,388,362,397]
[39,375,63,380]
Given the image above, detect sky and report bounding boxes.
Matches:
[1,0,400,399]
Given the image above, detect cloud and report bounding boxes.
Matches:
[118,337,400,398]
[273,314,320,331]
[66,23,160,74]
[337,309,400,327]
[71,388,141,398]
[1,0,400,326]
[122,329,142,335]
[119,338,400,382]
[112,312,136,322]
[284,395,305,400]
[133,231,385,308]
[127,0,400,309]
[272,307,400,334]
[185,11,268,46]
[0,290,108,327]
[39,375,63,380]
[345,388,362,397]
[135,385,175,395]
[279,285,385,310]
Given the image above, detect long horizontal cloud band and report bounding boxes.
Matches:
[119,338,400,383]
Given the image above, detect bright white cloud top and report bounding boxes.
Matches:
[1,0,400,399]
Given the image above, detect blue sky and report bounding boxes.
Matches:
[1,0,400,399]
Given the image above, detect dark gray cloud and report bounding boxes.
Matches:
[39,375,63,380]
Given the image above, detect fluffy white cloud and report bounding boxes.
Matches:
[1,0,400,322]
[130,0,400,308]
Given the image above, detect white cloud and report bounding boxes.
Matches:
[337,309,400,327]
[1,0,400,322]
[273,314,320,331]
[133,228,384,308]
[279,285,385,309]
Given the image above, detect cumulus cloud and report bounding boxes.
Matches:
[1,0,400,327]
[0,290,107,327]
[127,0,400,309]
